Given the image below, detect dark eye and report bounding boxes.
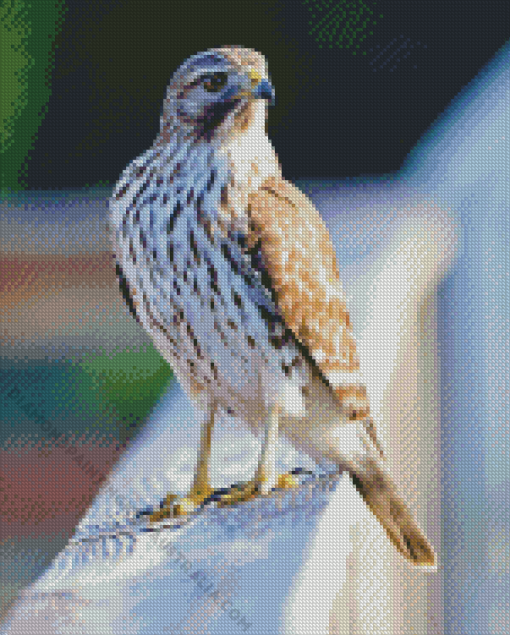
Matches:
[201,72,228,93]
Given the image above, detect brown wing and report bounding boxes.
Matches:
[247,176,370,421]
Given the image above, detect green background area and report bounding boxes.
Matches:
[0,0,67,192]
[304,0,383,52]
[1,345,173,449]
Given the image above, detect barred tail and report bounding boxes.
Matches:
[349,461,436,567]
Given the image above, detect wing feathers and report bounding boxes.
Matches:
[248,176,369,418]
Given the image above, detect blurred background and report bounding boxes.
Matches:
[1,1,509,632]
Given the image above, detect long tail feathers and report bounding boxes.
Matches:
[349,461,436,567]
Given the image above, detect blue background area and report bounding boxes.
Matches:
[403,41,510,634]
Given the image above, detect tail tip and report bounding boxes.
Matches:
[404,535,437,569]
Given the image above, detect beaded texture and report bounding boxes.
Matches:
[109,46,435,566]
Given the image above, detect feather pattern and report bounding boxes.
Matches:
[108,45,435,566]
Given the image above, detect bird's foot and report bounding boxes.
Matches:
[215,480,260,507]
[149,485,214,522]
[276,472,300,490]
[148,472,301,520]
[217,471,300,507]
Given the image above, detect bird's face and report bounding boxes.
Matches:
[162,47,274,140]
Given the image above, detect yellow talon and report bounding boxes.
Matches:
[172,498,198,516]
[277,473,299,489]
[217,481,260,507]
[149,486,215,522]
[149,475,299,521]
[148,507,172,522]
[148,493,177,522]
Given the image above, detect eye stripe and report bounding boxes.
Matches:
[200,72,228,92]
[183,72,228,93]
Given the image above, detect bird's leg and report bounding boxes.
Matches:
[254,402,279,495]
[219,403,296,505]
[185,401,216,506]
[150,402,216,521]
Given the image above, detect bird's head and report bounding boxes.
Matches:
[160,46,274,142]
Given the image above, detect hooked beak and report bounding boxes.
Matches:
[232,70,275,105]
[252,78,275,105]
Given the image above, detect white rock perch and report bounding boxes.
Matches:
[1,383,356,634]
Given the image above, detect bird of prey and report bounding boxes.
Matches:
[109,45,436,567]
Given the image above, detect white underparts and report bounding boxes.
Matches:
[326,369,365,388]
[276,381,306,418]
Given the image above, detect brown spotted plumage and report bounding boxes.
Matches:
[247,176,369,419]
[109,45,435,566]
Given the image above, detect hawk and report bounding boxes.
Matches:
[109,45,436,566]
